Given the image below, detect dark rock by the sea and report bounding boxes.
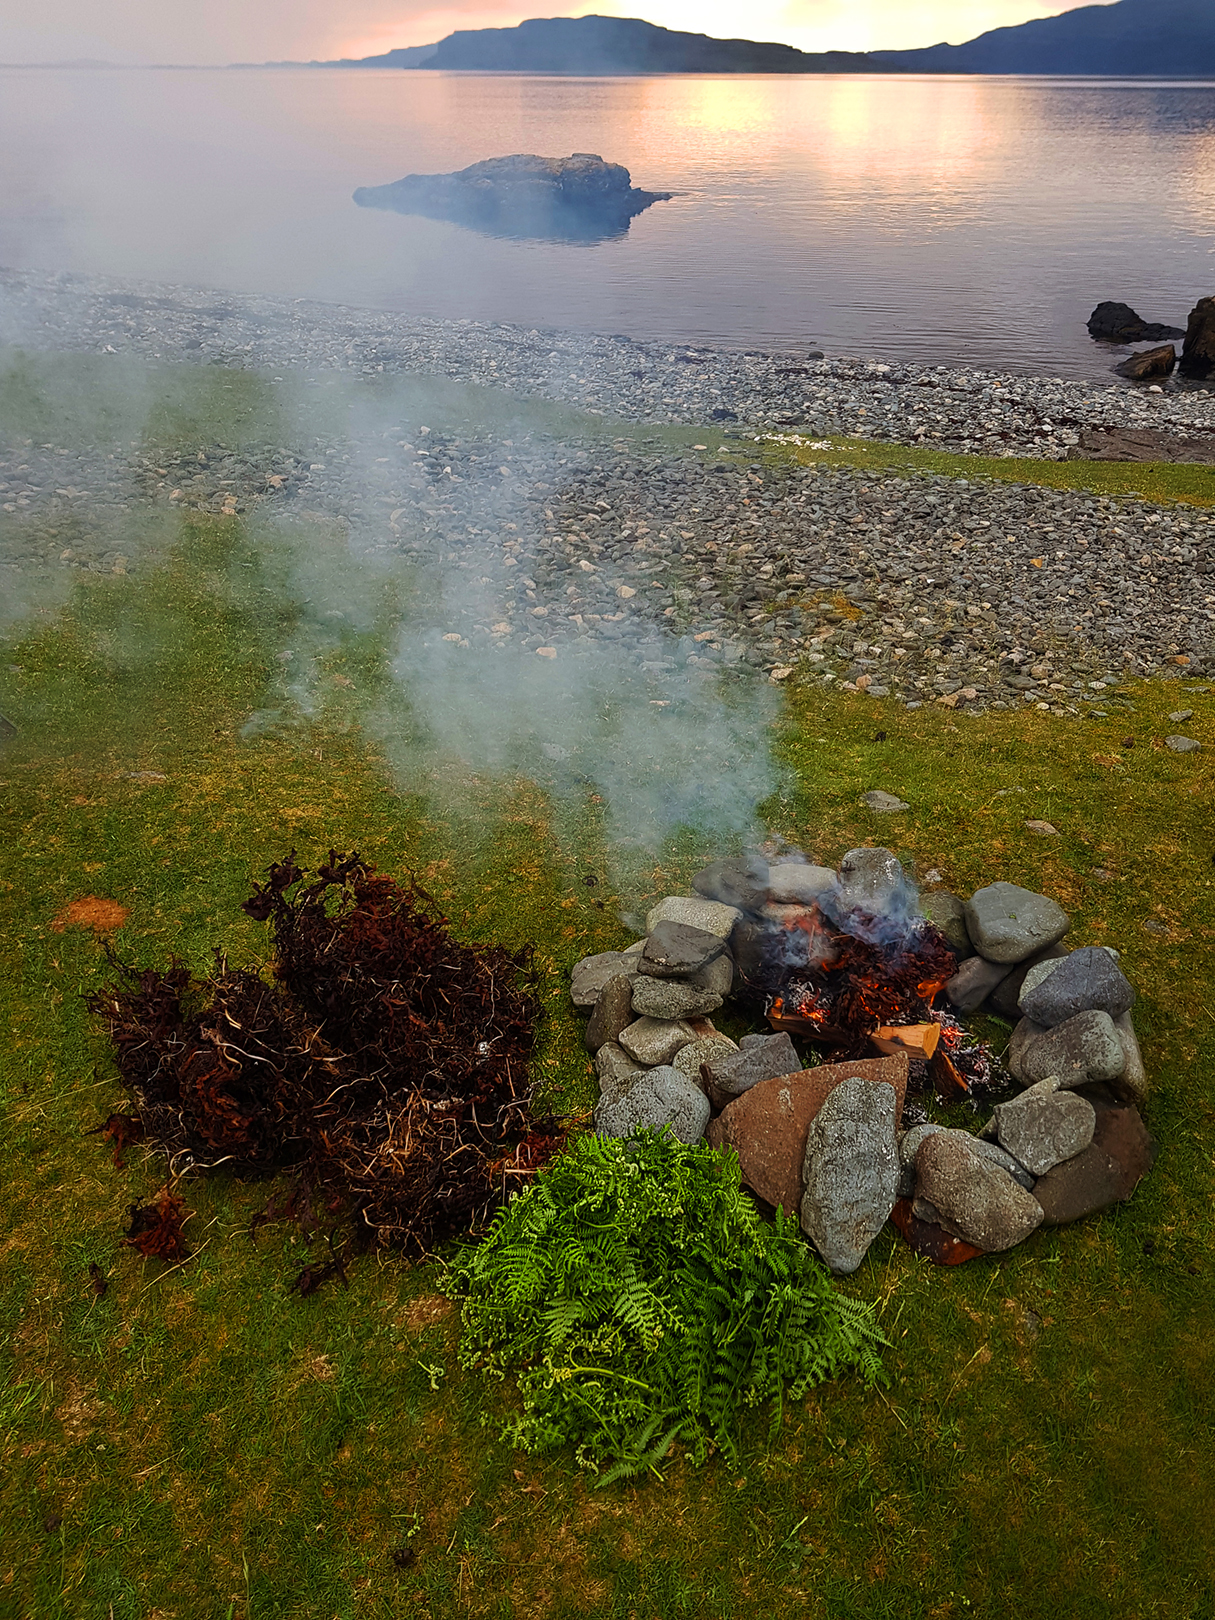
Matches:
[1114,344,1177,382]
[1180,296,1215,380]
[353,152,672,242]
[1087,301,1184,344]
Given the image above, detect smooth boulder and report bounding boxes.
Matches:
[964,882,1069,964]
[638,919,726,979]
[585,973,635,1052]
[706,1053,908,1217]
[992,1084,1096,1177]
[921,891,974,958]
[691,855,769,913]
[1180,295,1215,379]
[702,1031,799,1109]
[1087,301,1182,343]
[644,895,741,940]
[1031,1100,1157,1223]
[617,1015,699,1067]
[571,949,630,1008]
[916,1132,1044,1252]
[1016,1009,1125,1088]
[629,976,723,1021]
[800,1077,900,1275]
[1018,945,1135,1027]
[593,1065,711,1145]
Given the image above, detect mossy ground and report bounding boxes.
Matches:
[1,364,1213,1620]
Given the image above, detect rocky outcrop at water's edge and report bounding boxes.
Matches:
[353,153,672,242]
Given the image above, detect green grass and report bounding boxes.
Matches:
[2,362,1214,1619]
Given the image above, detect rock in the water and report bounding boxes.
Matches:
[672,1033,738,1083]
[946,952,1013,1014]
[861,790,909,813]
[593,1065,711,1144]
[1114,344,1177,381]
[644,896,742,940]
[638,919,727,978]
[964,881,1070,964]
[354,152,672,243]
[1113,1011,1147,1104]
[703,1031,799,1109]
[585,973,635,1052]
[916,1132,1044,1252]
[992,1085,1096,1176]
[571,949,631,1008]
[987,943,1071,1021]
[595,1041,644,1105]
[1017,1009,1125,1088]
[766,859,836,906]
[617,1015,699,1067]
[1031,1099,1157,1223]
[1165,735,1200,753]
[629,975,722,1021]
[691,854,769,913]
[800,1077,900,1275]
[1180,295,1215,379]
[921,891,974,958]
[1018,945,1135,1027]
[1087,301,1183,343]
[706,1054,908,1217]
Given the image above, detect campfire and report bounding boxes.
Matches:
[733,847,1001,1102]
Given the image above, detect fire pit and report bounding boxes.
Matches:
[572,846,1156,1273]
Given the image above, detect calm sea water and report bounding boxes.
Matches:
[3,67,1215,378]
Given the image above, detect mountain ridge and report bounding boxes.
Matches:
[248,2,1215,78]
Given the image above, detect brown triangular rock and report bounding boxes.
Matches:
[705,1053,908,1217]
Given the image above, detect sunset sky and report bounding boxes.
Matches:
[0,0,1106,67]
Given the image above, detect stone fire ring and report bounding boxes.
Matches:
[570,850,1156,1273]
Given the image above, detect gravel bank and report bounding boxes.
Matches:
[2,267,1214,712]
[5,264,1215,460]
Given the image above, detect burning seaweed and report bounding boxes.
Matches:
[90,853,559,1274]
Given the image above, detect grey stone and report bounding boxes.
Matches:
[1019,945,1135,1026]
[617,1015,699,1067]
[688,951,734,997]
[638,919,726,979]
[921,891,974,958]
[704,1032,800,1106]
[898,1122,944,1197]
[594,1041,643,1105]
[915,1132,1045,1252]
[1113,1011,1147,1104]
[829,847,915,918]
[993,1087,1096,1176]
[644,895,741,939]
[964,881,1070,964]
[593,1065,711,1145]
[766,860,836,906]
[1165,735,1200,752]
[968,1134,1036,1191]
[672,1034,738,1083]
[986,943,1071,1020]
[571,949,630,1008]
[800,1077,900,1275]
[691,855,768,913]
[629,976,723,1021]
[1007,1015,1050,1081]
[946,953,1013,1015]
[1018,1009,1126,1088]
[585,973,635,1052]
[862,790,909,812]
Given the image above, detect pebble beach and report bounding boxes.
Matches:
[3,265,1214,712]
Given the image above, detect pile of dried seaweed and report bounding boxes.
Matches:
[89,852,561,1272]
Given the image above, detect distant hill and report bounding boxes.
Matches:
[872,0,1215,76]
[415,16,875,73]
[255,2,1213,78]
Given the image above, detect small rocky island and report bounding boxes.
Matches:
[353,152,672,242]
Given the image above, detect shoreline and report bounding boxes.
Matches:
[1,265,1213,715]
[5,264,1215,460]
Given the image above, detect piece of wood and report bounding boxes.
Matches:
[871,1022,941,1060]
